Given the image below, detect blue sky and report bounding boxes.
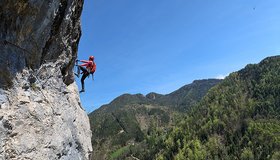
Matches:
[77,0,280,113]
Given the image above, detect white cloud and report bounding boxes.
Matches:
[215,74,228,79]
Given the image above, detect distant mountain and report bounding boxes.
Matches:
[88,79,221,160]
[151,56,280,160]
[150,79,222,111]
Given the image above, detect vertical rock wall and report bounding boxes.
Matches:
[0,0,92,159]
[0,0,83,88]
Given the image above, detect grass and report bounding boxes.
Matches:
[110,145,130,160]
[31,83,39,91]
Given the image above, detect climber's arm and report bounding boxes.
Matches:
[80,60,89,63]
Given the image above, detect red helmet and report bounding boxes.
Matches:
[89,56,94,61]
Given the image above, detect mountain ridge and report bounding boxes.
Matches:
[89,78,221,159]
[89,55,280,160]
[152,55,280,160]
[92,79,221,113]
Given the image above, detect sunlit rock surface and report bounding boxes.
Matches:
[0,0,92,159]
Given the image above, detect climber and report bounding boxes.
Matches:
[75,56,96,93]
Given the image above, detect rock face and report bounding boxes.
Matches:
[0,0,83,88]
[0,0,92,159]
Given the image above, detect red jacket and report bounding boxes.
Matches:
[80,60,96,73]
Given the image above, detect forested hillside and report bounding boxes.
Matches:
[153,56,280,160]
[89,56,280,160]
[88,79,220,159]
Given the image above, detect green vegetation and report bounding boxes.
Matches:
[89,56,280,160]
[110,145,131,160]
[152,56,280,160]
[89,79,220,159]
[30,83,39,91]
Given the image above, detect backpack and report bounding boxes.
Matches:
[90,62,96,74]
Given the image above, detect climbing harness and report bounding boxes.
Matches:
[74,59,95,81]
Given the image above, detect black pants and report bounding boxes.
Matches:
[79,66,89,90]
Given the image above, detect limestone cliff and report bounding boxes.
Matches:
[0,0,92,159]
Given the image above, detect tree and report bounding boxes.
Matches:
[240,148,254,160]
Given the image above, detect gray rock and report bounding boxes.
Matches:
[0,0,83,88]
[0,0,92,159]
[0,68,92,160]
[0,90,7,108]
